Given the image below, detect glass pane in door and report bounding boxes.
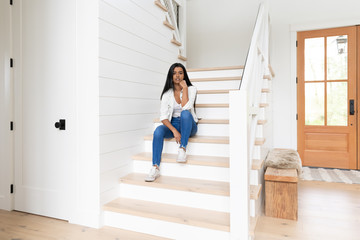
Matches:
[305,82,324,125]
[327,35,348,80]
[327,82,348,126]
[305,37,324,81]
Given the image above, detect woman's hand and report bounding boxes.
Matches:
[179,80,188,90]
[172,129,181,144]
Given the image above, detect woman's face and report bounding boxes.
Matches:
[172,67,184,85]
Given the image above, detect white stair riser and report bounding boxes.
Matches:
[192,81,240,90]
[250,169,259,185]
[259,108,266,120]
[188,69,243,79]
[253,145,270,162]
[196,108,229,119]
[153,123,229,137]
[104,211,231,240]
[133,160,230,182]
[119,183,230,212]
[144,140,229,157]
[196,93,229,104]
[261,92,267,104]
[256,125,263,138]
[250,199,256,217]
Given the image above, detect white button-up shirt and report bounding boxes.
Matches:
[159,86,198,123]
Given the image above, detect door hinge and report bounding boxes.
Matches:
[296,77,298,84]
[296,41,298,47]
[10,121,13,131]
[10,58,13,68]
[296,114,298,120]
[10,0,13,5]
[10,184,14,194]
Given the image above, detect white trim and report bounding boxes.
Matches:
[290,30,297,149]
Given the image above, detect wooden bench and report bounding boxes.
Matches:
[264,167,298,220]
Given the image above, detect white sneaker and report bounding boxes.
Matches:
[176,148,187,163]
[144,166,160,182]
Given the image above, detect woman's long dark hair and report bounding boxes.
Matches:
[160,63,192,100]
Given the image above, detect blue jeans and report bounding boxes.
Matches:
[152,110,197,166]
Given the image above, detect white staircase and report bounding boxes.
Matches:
[102,66,269,239]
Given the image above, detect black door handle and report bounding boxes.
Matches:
[350,100,355,115]
[55,119,66,130]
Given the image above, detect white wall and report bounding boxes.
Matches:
[269,0,360,149]
[186,0,261,68]
[98,0,185,205]
[0,0,13,211]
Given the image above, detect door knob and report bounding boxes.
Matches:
[55,119,66,130]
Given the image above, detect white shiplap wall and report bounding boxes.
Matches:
[99,0,185,205]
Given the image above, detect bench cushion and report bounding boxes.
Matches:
[265,148,302,175]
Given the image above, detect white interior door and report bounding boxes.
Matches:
[13,0,76,220]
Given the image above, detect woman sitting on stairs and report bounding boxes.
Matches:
[145,63,198,182]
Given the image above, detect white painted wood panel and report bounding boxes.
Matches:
[102,0,170,39]
[100,145,141,174]
[130,0,165,21]
[100,40,170,74]
[100,77,161,99]
[99,20,177,64]
[99,98,158,116]
[100,115,155,135]
[99,1,177,54]
[99,59,164,86]
[100,129,148,154]
[100,165,132,194]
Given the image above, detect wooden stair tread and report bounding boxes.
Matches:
[257,119,267,125]
[132,152,229,168]
[251,159,264,170]
[178,54,187,61]
[197,89,237,94]
[163,19,175,30]
[155,0,167,12]
[190,76,242,82]
[187,66,244,72]
[255,138,265,146]
[104,198,230,232]
[250,184,262,200]
[261,88,270,93]
[154,118,229,124]
[121,173,230,196]
[171,38,182,46]
[259,103,269,108]
[144,135,229,144]
[249,216,258,237]
[195,103,229,108]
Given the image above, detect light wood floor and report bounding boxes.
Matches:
[255,180,360,240]
[1,180,359,240]
[0,210,169,240]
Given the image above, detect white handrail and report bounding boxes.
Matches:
[229,1,270,239]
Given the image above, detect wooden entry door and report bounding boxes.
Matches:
[297,26,357,170]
